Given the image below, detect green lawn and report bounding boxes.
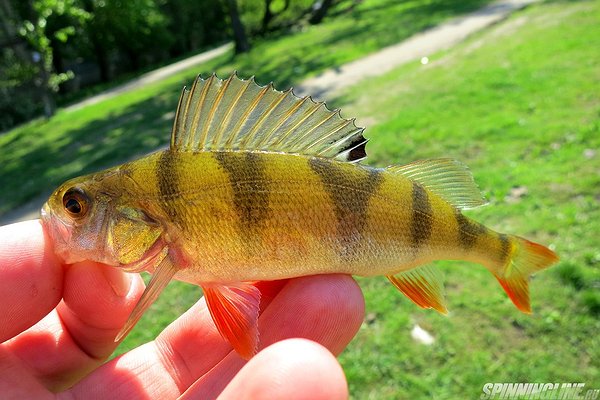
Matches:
[334,1,600,398]
[2,0,599,398]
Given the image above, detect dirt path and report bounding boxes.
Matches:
[294,0,536,99]
[1,0,535,226]
[65,43,233,112]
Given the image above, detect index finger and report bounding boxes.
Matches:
[0,220,147,392]
[0,220,63,342]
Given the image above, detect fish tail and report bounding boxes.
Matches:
[493,236,558,313]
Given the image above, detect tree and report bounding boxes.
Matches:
[309,0,334,25]
[0,1,38,129]
[0,0,88,119]
[225,0,250,54]
[80,0,173,81]
[162,0,229,58]
[261,0,291,33]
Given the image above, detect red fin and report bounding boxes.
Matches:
[388,265,448,314]
[203,282,261,359]
[494,237,559,313]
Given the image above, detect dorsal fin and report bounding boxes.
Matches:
[170,73,368,162]
[388,158,487,210]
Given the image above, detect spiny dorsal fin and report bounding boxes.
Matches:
[170,73,368,162]
[388,158,487,210]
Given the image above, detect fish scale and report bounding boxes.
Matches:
[41,73,559,359]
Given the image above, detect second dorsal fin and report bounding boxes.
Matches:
[170,73,368,162]
[388,158,487,210]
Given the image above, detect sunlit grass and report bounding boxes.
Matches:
[332,1,599,398]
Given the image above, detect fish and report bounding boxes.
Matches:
[40,73,559,359]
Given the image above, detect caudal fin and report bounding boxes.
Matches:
[494,237,559,313]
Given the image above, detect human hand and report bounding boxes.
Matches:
[0,220,365,399]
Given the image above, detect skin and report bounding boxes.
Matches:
[0,220,365,399]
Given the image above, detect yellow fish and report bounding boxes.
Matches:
[41,73,558,359]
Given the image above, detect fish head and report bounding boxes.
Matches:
[41,169,166,272]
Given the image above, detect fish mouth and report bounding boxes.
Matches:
[40,203,49,219]
[40,202,79,262]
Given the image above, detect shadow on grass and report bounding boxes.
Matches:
[0,93,180,216]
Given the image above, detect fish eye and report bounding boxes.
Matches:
[62,188,90,218]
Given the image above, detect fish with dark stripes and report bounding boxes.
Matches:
[40,73,559,359]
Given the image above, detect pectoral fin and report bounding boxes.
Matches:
[203,282,261,359]
[115,256,177,342]
[388,265,448,314]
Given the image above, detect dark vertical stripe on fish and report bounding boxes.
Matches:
[455,208,486,249]
[410,182,432,249]
[214,151,270,236]
[157,150,183,224]
[498,233,511,264]
[309,157,383,259]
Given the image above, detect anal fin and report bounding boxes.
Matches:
[388,265,448,314]
[203,282,262,359]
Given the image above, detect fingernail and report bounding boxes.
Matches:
[103,267,132,297]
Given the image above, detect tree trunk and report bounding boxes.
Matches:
[309,0,334,25]
[90,35,111,82]
[261,0,273,33]
[124,47,140,72]
[80,0,111,82]
[226,0,250,54]
[261,0,290,33]
[0,0,28,62]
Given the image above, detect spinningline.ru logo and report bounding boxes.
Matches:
[480,383,599,400]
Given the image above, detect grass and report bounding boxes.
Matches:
[2,0,599,398]
[332,1,600,398]
[0,0,495,218]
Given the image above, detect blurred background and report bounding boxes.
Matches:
[1,0,598,398]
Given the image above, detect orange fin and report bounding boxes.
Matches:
[203,282,261,359]
[115,256,176,342]
[388,265,448,314]
[494,237,559,313]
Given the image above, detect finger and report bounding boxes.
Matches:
[183,274,364,398]
[0,220,63,343]
[5,260,145,391]
[0,346,51,400]
[219,339,348,400]
[63,274,364,399]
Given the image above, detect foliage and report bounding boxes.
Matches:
[18,0,88,91]
[0,47,39,129]
[0,0,89,127]
[239,0,314,34]
[78,0,174,79]
[162,0,229,57]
